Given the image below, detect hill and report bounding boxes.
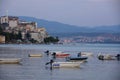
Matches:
[19,16,120,35]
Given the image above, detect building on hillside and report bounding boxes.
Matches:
[0,35,5,43]
[18,21,37,32]
[37,27,48,41]
[30,27,48,43]
[21,32,26,40]
[30,32,41,43]
[0,16,19,29]
[0,16,8,23]
[0,16,49,43]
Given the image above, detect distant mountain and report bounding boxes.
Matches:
[19,16,120,35]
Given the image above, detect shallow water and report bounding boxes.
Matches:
[0,43,120,80]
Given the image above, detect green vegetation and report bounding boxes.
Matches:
[44,36,59,44]
[0,26,3,34]
[0,25,22,43]
[29,38,38,43]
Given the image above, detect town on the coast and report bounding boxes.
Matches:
[0,15,120,44]
[0,16,59,44]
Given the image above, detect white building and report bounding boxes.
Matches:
[30,28,48,43]
[30,32,40,42]
[18,21,37,32]
[21,32,26,39]
[0,16,19,28]
[0,16,8,23]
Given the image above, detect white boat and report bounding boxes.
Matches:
[28,54,42,57]
[52,62,82,68]
[0,58,21,64]
[81,52,93,57]
[97,54,116,60]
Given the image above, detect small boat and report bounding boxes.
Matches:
[66,56,88,61]
[56,53,70,58]
[52,51,70,58]
[0,58,21,64]
[81,52,93,57]
[52,62,81,68]
[28,54,42,57]
[98,54,116,60]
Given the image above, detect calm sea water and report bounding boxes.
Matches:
[0,43,120,80]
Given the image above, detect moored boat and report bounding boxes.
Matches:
[0,58,21,64]
[66,56,88,61]
[56,53,70,58]
[52,51,70,58]
[98,54,116,60]
[28,54,42,57]
[52,62,81,68]
[81,52,93,57]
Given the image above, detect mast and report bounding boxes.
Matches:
[6,10,9,23]
[6,10,8,17]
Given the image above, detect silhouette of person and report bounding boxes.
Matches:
[52,52,56,59]
[116,54,120,60]
[77,52,81,57]
[45,50,49,56]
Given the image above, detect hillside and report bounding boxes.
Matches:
[19,16,120,35]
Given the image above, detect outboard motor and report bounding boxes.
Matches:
[66,56,70,61]
[98,55,104,60]
[116,54,120,61]
[52,52,56,59]
[45,50,50,56]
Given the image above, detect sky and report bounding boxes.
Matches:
[0,0,120,27]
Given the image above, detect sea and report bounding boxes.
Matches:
[0,43,120,80]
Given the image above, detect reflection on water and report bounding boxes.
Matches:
[0,44,120,80]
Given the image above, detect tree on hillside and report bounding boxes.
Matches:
[26,32,31,40]
[17,31,22,40]
[0,25,3,35]
[44,36,59,44]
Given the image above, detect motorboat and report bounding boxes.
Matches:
[28,54,42,57]
[81,52,93,57]
[66,56,88,61]
[0,58,21,64]
[97,54,116,60]
[52,62,81,68]
[52,51,70,58]
[56,53,70,58]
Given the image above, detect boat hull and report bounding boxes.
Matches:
[56,54,70,58]
[98,54,116,60]
[67,57,88,61]
[28,54,42,57]
[52,62,80,68]
[81,52,93,57]
[0,58,21,64]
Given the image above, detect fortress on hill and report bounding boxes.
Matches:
[0,16,48,43]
